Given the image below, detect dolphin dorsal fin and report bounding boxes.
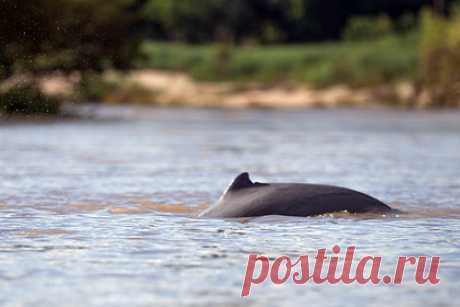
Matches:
[227,172,253,191]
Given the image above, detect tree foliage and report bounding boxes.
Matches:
[0,0,453,78]
[141,0,436,43]
[0,0,142,77]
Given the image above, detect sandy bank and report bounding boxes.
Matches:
[3,70,434,108]
[122,70,423,108]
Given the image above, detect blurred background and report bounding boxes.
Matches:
[1,0,460,114]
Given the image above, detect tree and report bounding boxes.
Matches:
[0,0,142,78]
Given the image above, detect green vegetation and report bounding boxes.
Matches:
[77,73,119,102]
[0,0,143,114]
[77,73,158,104]
[418,7,460,107]
[1,0,460,113]
[140,0,433,43]
[138,33,418,88]
[0,83,60,115]
[0,0,141,75]
[343,15,394,41]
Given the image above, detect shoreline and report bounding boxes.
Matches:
[104,69,425,109]
[1,69,454,113]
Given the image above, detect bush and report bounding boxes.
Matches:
[77,73,118,102]
[0,83,60,115]
[344,15,393,41]
[419,7,460,107]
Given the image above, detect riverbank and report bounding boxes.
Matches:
[2,31,459,113]
[0,69,432,112]
[102,69,423,108]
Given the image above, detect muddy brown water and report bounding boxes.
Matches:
[1,106,459,306]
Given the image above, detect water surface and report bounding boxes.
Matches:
[1,107,459,306]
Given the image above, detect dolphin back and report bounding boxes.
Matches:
[199,172,392,218]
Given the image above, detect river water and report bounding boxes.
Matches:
[1,106,459,306]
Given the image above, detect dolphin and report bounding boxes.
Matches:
[199,172,392,218]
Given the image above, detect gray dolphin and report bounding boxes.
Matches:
[199,172,392,218]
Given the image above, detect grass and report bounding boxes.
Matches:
[137,32,419,88]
